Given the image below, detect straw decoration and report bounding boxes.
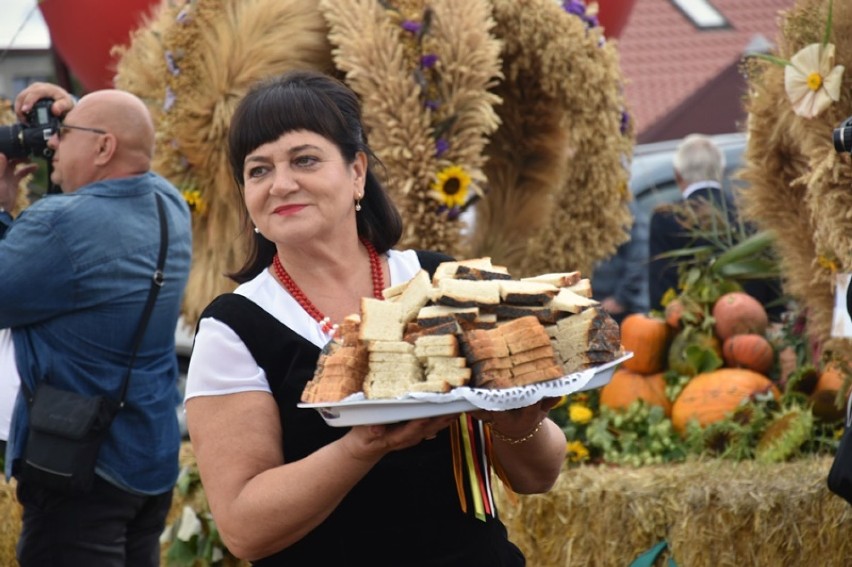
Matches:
[740,0,852,361]
[320,0,502,257]
[114,0,334,325]
[473,0,634,277]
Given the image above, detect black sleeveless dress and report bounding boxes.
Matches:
[197,251,525,566]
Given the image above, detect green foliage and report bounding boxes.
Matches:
[585,403,687,467]
[161,465,234,567]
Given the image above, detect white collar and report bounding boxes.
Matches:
[682,181,722,200]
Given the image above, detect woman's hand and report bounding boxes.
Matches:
[470,397,561,441]
[340,414,459,462]
[471,398,566,494]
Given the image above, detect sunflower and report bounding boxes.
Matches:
[566,440,590,463]
[181,188,207,215]
[431,165,472,209]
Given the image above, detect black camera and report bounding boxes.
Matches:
[0,98,59,160]
[833,116,852,153]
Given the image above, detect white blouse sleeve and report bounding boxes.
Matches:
[184,316,272,401]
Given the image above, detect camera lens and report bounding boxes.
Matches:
[834,117,852,153]
[0,123,28,159]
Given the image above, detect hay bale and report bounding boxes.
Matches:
[495,456,852,567]
[0,480,21,566]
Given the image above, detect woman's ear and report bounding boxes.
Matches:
[353,151,368,188]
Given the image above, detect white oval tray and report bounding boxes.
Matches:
[298,352,632,427]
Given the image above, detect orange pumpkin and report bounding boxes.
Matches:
[810,363,850,421]
[722,334,774,375]
[620,313,670,374]
[712,292,768,341]
[671,368,780,433]
[665,299,685,330]
[600,370,671,415]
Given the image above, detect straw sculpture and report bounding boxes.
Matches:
[740,0,852,364]
[113,0,633,325]
[114,0,334,325]
[495,456,852,567]
[478,0,634,277]
[320,0,502,258]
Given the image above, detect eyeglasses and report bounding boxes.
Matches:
[57,124,108,140]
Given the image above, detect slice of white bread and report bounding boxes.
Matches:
[498,280,559,305]
[435,278,501,307]
[359,298,404,341]
[367,340,415,354]
[424,365,471,386]
[453,265,513,281]
[521,271,581,287]
[548,288,600,313]
[396,270,433,323]
[565,278,593,298]
[432,257,501,284]
[417,305,479,326]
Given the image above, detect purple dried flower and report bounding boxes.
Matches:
[562,0,598,29]
[435,138,449,157]
[165,51,180,76]
[424,100,440,111]
[620,110,630,135]
[447,207,461,221]
[562,0,586,16]
[402,20,422,34]
[163,86,177,112]
[420,54,439,69]
[176,5,192,24]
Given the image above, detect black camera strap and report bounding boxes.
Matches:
[21,192,169,408]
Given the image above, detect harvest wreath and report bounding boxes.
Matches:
[113,0,633,326]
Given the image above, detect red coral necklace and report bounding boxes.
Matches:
[272,238,384,335]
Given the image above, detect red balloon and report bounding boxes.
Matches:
[39,0,158,92]
[597,0,637,38]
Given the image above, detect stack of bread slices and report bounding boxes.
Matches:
[301,257,622,402]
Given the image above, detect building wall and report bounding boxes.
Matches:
[0,49,53,101]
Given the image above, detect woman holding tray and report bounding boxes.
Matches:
[184,70,566,565]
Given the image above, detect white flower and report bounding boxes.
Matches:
[176,505,203,541]
[784,43,844,119]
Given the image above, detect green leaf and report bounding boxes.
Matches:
[711,230,776,273]
[686,344,723,374]
[176,466,192,496]
[166,538,198,567]
[823,0,834,46]
[749,52,791,67]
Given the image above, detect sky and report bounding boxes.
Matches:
[2,0,51,50]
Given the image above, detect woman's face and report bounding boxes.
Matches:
[243,129,366,245]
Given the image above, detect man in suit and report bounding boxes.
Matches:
[647,134,781,314]
[648,134,731,310]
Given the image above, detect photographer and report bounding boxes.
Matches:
[0,82,192,566]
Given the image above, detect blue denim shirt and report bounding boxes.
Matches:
[1,172,192,495]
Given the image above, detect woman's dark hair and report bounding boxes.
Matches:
[227,70,403,283]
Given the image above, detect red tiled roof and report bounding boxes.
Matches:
[616,0,797,141]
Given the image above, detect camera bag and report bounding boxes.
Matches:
[19,193,168,493]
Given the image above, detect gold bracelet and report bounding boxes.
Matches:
[490,419,546,445]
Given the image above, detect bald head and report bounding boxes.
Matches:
[72,90,155,172]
